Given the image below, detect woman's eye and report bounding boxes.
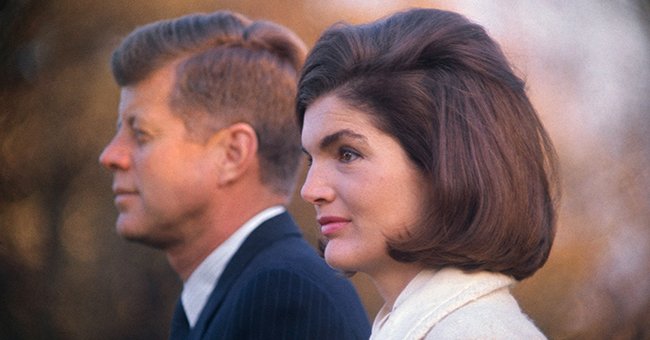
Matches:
[339,148,360,163]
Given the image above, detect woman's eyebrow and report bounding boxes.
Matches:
[319,129,367,150]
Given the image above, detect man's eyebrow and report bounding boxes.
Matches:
[116,115,137,130]
[319,129,367,149]
[127,115,137,127]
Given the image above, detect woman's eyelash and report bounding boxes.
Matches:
[338,147,361,163]
[302,146,361,167]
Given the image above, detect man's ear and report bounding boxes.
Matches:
[212,122,258,185]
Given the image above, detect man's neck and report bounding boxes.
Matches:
[166,192,287,281]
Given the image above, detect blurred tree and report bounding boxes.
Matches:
[1,0,180,338]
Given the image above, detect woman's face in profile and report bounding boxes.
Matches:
[301,94,426,276]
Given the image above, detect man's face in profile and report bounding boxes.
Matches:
[99,63,220,249]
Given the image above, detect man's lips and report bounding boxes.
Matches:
[114,189,137,195]
[112,188,138,206]
[112,185,137,195]
[317,216,350,236]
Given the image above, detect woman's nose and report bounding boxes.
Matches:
[300,164,335,206]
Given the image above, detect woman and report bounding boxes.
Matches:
[297,8,558,340]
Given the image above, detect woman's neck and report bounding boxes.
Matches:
[367,262,424,311]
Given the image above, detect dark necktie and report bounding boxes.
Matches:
[169,300,190,340]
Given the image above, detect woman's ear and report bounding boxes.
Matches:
[212,122,258,185]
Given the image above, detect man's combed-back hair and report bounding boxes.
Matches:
[296,8,559,280]
[112,11,307,197]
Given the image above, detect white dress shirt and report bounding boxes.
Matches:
[180,206,285,328]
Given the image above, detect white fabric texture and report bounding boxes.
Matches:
[371,267,546,340]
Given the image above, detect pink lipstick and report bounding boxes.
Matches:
[317,216,349,236]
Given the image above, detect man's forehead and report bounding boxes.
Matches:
[116,86,159,125]
[116,62,177,120]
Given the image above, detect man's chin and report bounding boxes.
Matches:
[116,224,170,249]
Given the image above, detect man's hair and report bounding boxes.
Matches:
[112,11,307,197]
[297,8,559,281]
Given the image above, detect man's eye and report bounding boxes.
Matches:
[133,129,149,143]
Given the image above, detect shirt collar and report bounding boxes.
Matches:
[181,205,285,327]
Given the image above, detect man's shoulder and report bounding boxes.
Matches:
[241,234,344,287]
[210,236,371,339]
[244,213,327,269]
[234,229,366,314]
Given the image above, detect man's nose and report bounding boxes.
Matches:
[98,136,130,171]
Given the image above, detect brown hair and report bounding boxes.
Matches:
[296,8,559,280]
[112,11,307,197]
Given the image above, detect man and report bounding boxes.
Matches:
[99,11,370,340]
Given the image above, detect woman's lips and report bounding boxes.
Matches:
[317,216,350,236]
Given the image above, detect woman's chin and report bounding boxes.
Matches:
[323,243,357,272]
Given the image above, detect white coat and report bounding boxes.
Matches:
[371,267,546,340]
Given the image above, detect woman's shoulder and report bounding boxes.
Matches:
[371,268,546,340]
[425,285,546,339]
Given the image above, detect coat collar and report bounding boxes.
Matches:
[371,267,515,340]
[188,211,302,339]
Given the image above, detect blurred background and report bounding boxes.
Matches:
[1,0,649,339]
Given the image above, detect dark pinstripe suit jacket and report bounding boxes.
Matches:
[171,212,371,340]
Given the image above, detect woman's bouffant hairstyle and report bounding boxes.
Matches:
[112,11,307,197]
[296,8,559,280]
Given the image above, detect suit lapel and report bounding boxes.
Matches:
[169,299,190,340]
[188,212,302,339]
